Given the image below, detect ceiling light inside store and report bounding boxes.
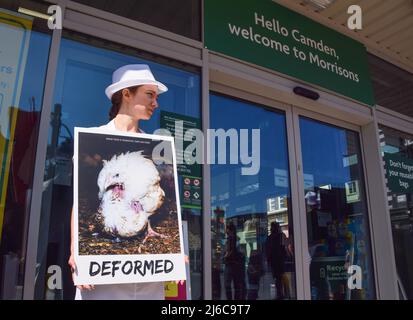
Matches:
[303,0,337,10]
[18,7,51,20]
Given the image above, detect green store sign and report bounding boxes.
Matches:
[204,0,375,106]
[384,153,413,194]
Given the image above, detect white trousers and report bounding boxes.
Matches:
[75,282,165,300]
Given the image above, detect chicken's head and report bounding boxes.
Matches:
[96,151,165,238]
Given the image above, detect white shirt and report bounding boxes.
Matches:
[75,119,164,300]
[100,119,145,133]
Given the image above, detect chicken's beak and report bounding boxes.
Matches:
[105,183,125,193]
[104,182,125,200]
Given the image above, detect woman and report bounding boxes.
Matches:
[68,64,169,299]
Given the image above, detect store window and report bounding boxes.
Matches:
[0,0,52,299]
[299,117,376,300]
[34,32,201,299]
[379,125,413,299]
[210,94,296,300]
[71,0,201,41]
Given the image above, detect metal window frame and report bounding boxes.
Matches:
[23,0,67,300]
[376,105,413,136]
[360,108,399,299]
[201,48,211,300]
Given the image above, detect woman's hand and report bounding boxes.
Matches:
[174,255,190,285]
[68,253,76,273]
[68,254,95,291]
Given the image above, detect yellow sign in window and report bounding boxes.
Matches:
[0,9,32,241]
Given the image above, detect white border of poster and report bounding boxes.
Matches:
[73,127,186,285]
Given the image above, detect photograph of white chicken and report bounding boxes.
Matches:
[97,151,165,240]
[76,131,182,256]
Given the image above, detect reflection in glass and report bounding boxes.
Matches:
[210,94,296,300]
[300,117,375,300]
[379,125,413,299]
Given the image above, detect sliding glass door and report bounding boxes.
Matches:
[298,116,376,300]
[210,93,296,300]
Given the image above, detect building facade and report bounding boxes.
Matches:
[0,0,412,300]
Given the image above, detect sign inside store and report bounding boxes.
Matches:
[384,153,413,194]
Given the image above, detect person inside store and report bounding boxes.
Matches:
[247,249,263,300]
[265,221,287,300]
[68,64,185,299]
[223,222,246,300]
[212,251,222,299]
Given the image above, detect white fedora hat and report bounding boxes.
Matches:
[105,64,168,99]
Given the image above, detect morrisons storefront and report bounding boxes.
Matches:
[0,0,412,300]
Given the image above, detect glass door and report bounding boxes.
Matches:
[295,113,376,300]
[210,93,297,300]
